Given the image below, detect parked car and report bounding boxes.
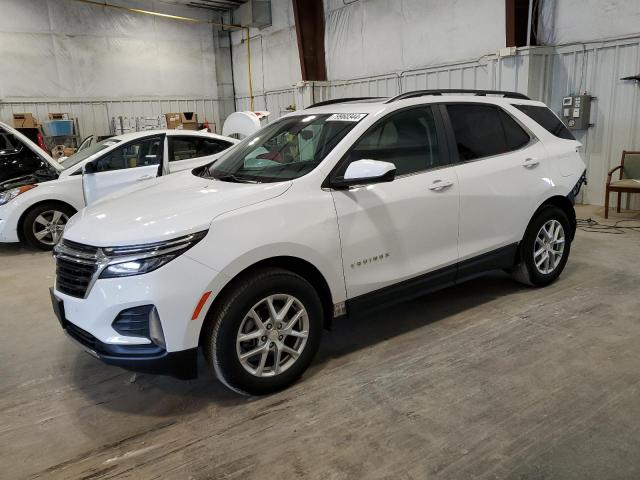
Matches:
[51,90,586,395]
[0,121,59,184]
[0,129,238,249]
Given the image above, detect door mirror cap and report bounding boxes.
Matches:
[83,162,97,174]
[331,159,396,189]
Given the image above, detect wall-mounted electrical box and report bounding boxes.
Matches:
[561,94,592,130]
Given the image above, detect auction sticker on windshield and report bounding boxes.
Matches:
[326,113,367,122]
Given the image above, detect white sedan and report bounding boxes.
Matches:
[0,129,238,249]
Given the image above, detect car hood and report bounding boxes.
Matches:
[64,171,292,246]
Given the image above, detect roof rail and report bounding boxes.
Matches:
[308,97,385,108]
[386,89,530,103]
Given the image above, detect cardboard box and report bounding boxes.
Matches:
[13,113,36,128]
[48,113,69,120]
[164,112,199,130]
[165,113,182,129]
[180,112,198,130]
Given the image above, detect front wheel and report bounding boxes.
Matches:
[22,203,75,250]
[513,206,572,287]
[203,268,323,396]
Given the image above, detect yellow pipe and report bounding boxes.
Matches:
[71,0,254,111]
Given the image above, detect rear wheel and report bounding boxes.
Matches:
[513,206,571,287]
[203,268,323,395]
[22,203,75,250]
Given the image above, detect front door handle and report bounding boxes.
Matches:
[522,158,540,169]
[136,174,154,182]
[428,180,454,191]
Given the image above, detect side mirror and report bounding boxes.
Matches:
[83,162,97,174]
[331,159,396,189]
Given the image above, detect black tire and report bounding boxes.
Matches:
[513,205,572,287]
[22,202,75,250]
[203,268,323,396]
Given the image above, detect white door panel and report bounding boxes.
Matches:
[332,169,459,299]
[83,164,159,205]
[82,135,164,205]
[454,141,549,260]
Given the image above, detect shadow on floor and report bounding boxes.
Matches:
[67,271,528,415]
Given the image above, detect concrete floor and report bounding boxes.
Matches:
[1,204,639,479]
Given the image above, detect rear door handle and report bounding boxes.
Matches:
[428,180,454,191]
[522,158,540,169]
[136,174,154,182]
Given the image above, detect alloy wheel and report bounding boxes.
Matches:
[236,294,309,377]
[32,210,69,246]
[533,219,565,275]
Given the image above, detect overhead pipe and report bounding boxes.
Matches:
[71,0,255,110]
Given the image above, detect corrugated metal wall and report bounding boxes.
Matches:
[234,89,297,120]
[2,35,638,208]
[310,54,531,102]
[0,98,221,139]
[546,37,640,208]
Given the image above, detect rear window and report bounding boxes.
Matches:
[513,104,575,140]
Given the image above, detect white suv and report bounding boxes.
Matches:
[51,90,586,395]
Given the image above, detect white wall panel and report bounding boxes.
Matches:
[231,0,300,96]
[324,0,506,80]
[538,0,640,45]
[0,0,218,99]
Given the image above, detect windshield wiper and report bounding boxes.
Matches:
[213,174,259,184]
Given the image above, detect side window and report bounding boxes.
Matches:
[95,136,163,172]
[345,107,442,176]
[169,137,198,162]
[499,110,531,150]
[198,139,232,156]
[513,104,575,140]
[169,137,233,162]
[447,104,530,161]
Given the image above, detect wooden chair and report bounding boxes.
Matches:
[605,150,640,218]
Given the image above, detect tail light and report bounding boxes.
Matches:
[37,132,47,152]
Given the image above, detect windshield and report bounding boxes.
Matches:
[60,138,121,170]
[203,113,365,183]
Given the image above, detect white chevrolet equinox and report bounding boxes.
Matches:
[51,90,587,395]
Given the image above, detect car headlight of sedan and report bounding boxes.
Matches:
[99,230,207,279]
[0,185,37,206]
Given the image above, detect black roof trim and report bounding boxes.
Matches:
[308,97,386,108]
[385,89,530,103]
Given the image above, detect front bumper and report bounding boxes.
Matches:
[52,287,198,379]
[0,215,20,243]
[51,250,230,379]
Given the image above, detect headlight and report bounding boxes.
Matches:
[99,231,207,279]
[0,185,37,206]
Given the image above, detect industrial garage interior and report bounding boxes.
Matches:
[1,0,640,478]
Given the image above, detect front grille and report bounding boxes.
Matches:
[55,240,99,298]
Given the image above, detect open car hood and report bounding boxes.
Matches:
[0,169,60,192]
